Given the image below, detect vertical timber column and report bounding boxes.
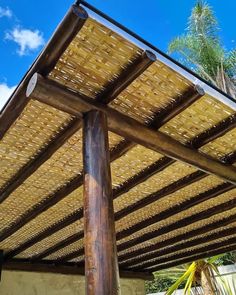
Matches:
[83,110,120,295]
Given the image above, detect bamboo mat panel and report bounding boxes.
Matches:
[0,188,84,252]
[45,239,84,261]
[49,18,141,98]
[113,161,196,213]
[69,256,85,263]
[130,233,236,269]
[120,221,236,265]
[117,189,236,250]
[0,130,122,230]
[118,212,236,259]
[145,242,236,271]
[0,155,179,253]
[0,100,72,190]
[110,62,193,123]
[111,145,163,188]
[15,221,81,259]
[159,95,234,144]
[115,175,223,233]
[200,128,236,160]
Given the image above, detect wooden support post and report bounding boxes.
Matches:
[83,110,120,295]
[0,250,3,281]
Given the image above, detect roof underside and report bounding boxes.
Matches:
[0,1,236,276]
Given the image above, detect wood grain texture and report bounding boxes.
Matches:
[83,110,120,295]
[27,74,236,185]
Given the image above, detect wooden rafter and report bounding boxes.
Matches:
[4,153,236,261]
[41,182,235,264]
[146,242,236,272]
[27,74,236,184]
[0,50,155,238]
[0,4,88,139]
[120,226,236,268]
[2,259,153,281]
[0,50,155,204]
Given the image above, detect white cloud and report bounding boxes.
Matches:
[0,7,12,18]
[5,28,45,56]
[0,83,16,111]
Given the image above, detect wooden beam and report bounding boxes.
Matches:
[114,170,206,220]
[0,4,88,139]
[149,85,204,129]
[27,74,236,185]
[0,50,154,238]
[95,51,156,104]
[119,211,236,263]
[147,242,236,273]
[116,182,234,241]
[8,154,235,262]
[116,184,235,252]
[132,236,236,271]
[188,113,236,148]
[120,226,236,268]
[2,259,153,280]
[0,119,82,204]
[83,110,120,295]
[3,74,233,260]
[51,182,235,264]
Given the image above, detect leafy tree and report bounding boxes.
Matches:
[168,0,236,97]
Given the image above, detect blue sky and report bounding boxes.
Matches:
[0,0,235,109]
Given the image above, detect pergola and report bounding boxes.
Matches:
[0,1,236,294]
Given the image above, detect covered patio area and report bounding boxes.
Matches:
[0,1,236,294]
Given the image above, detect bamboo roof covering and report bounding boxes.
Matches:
[0,1,236,278]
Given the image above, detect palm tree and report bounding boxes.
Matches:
[162,256,233,295]
[168,0,236,98]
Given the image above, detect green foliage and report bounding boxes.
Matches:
[146,253,236,293]
[215,251,236,266]
[168,0,236,95]
[145,277,178,293]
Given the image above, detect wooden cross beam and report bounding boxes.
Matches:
[27,73,236,185]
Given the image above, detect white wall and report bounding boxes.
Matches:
[0,270,146,295]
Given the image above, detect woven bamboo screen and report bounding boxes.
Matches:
[0,3,235,274]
